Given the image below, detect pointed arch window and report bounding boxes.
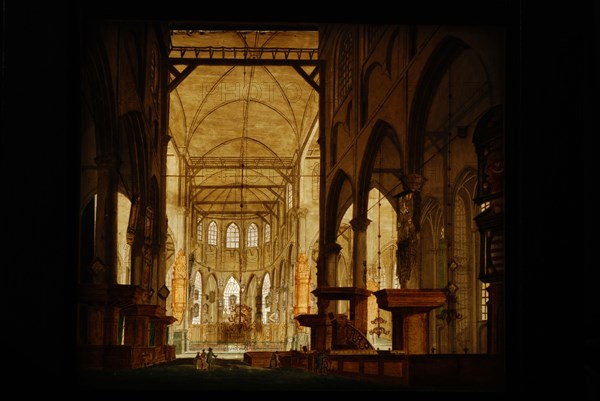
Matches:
[481,282,489,320]
[207,221,217,246]
[453,195,469,337]
[336,31,353,107]
[247,223,258,247]
[223,276,240,313]
[454,197,467,261]
[196,219,203,242]
[226,223,240,249]
[312,163,320,200]
[261,273,271,324]
[192,273,202,325]
[264,223,271,243]
[392,263,400,289]
[451,169,480,346]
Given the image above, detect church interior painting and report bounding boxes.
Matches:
[75,16,510,391]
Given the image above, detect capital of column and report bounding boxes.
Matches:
[401,173,426,192]
[324,242,342,255]
[295,207,308,219]
[350,216,371,232]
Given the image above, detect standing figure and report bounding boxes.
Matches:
[199,349,207,369]
[206,347,217,370]
[315,350,329,375]
[194,352,202,369]
[269,351,281,368]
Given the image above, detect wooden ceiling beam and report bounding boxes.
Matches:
[168,64,198,93]
[169,58,319,67]
[193,200,277,205]
[196,210,270,215]
[292,64,319,91]
[191,184,285,189]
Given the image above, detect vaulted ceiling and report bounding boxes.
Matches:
[168,27,319,219]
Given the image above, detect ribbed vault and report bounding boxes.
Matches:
[168,28,319,218]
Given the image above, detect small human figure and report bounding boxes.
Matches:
[199,349,207,369]
[194,352,202,369]
[302,345,308,353]
[269,351,280,368]
[315,351,323,374]
[206,347,217,370]
[315,350,329,375]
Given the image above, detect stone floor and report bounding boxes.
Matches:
[74,355,418,393]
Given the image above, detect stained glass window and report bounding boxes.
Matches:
[337,31,353,107]
[481,282,489,320]
[192,273,202,325]
[454,198,467,261]
[247,223,258,247]
[223,276,240,313]
[453,195,470,341]
[226,223,239,248]
[262,273,271,324]
[208,221,217,245]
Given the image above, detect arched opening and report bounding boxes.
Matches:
[116,192,132,284]
[365,187,396,349]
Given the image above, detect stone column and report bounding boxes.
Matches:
[316,252,326,288]
[94,155,119,284]
[296,207,308,254]
[171,249,187,324]
[156,133,172,310]
[319,242,341,316]
[324,242,342,288]
[141,205,156,292]
[294,253,311,315]
[349,216,370,289]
